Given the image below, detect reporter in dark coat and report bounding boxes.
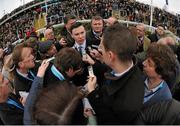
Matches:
[86,24,144,124]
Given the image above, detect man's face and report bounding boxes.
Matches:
[20,47,35,69]
[46,29,54,40]
[47,45,57,57]
[143,57,159,78]
[156,26,164,36]
[65,19,76,31]
[71,26,86,45]
[136,25,145,37]
[91,19,103,33]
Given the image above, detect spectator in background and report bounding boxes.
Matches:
[136,23,151,53]
[105,16,118,26]
[44,28,66,51]
[60,14,77,47]
[87,15,104,46]
[38,40,57,59]
[148,24,176,43]
[44,28,55,41]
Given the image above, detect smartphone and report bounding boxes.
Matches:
[91,45,99,49]
[19,91,29,98]
[87,46,93,52]
[82,50,87,60]
[45,57,55,63]
[88,65,94,77]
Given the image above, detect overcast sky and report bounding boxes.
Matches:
[0,0,180,19]
[0,0,33,18]
[136,0,180,15]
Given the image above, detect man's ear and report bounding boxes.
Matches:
[108,51,115,61]
[18,62,24,68]
[65,68,73,74]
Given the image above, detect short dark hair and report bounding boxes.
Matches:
[69,22,83,33]
[157,23,165,29]
[54,47,82,72]
[146,43,176,80]
[102,23,137,62]
[63,14,76,24]
[34,81,84,124]
[91,15,103,23]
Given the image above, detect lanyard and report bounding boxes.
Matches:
[51,65,65,81]
[6,98,24,110]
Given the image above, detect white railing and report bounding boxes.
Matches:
[36,19,179,42]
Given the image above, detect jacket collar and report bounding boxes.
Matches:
[105,56,140,96]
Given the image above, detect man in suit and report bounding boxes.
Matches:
[70,22,93,86]
[136,23,151,53]
[60,14,77,47]
[86,16,104,46]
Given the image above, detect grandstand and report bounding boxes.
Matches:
[0,0,180,48]
[1,1,180,125]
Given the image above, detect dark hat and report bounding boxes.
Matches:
[38,40,54,53]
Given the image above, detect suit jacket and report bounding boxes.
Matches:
[136,36,151,53]
[86,29,101,46]
[87,57,144,124]
[60,27,75,47]
[71,39,93,86]
[148,33,159,43]
[143,36,151,51]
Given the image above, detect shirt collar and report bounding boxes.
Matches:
[112,61,134,77]
[16,69,28,78]
[74,40,86,50]
[144,78,164,92]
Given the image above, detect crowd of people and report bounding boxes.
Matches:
[0,13,180,124]
[0,0,180,124]
[0,0,180,50]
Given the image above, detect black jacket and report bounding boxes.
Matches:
[148,33,159,43]
[87,58,144,124]
[86,30,101,46]
[14,63,40,96]
[135,99,180,124]
[60,27,75,47]
[0,93,23,125]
